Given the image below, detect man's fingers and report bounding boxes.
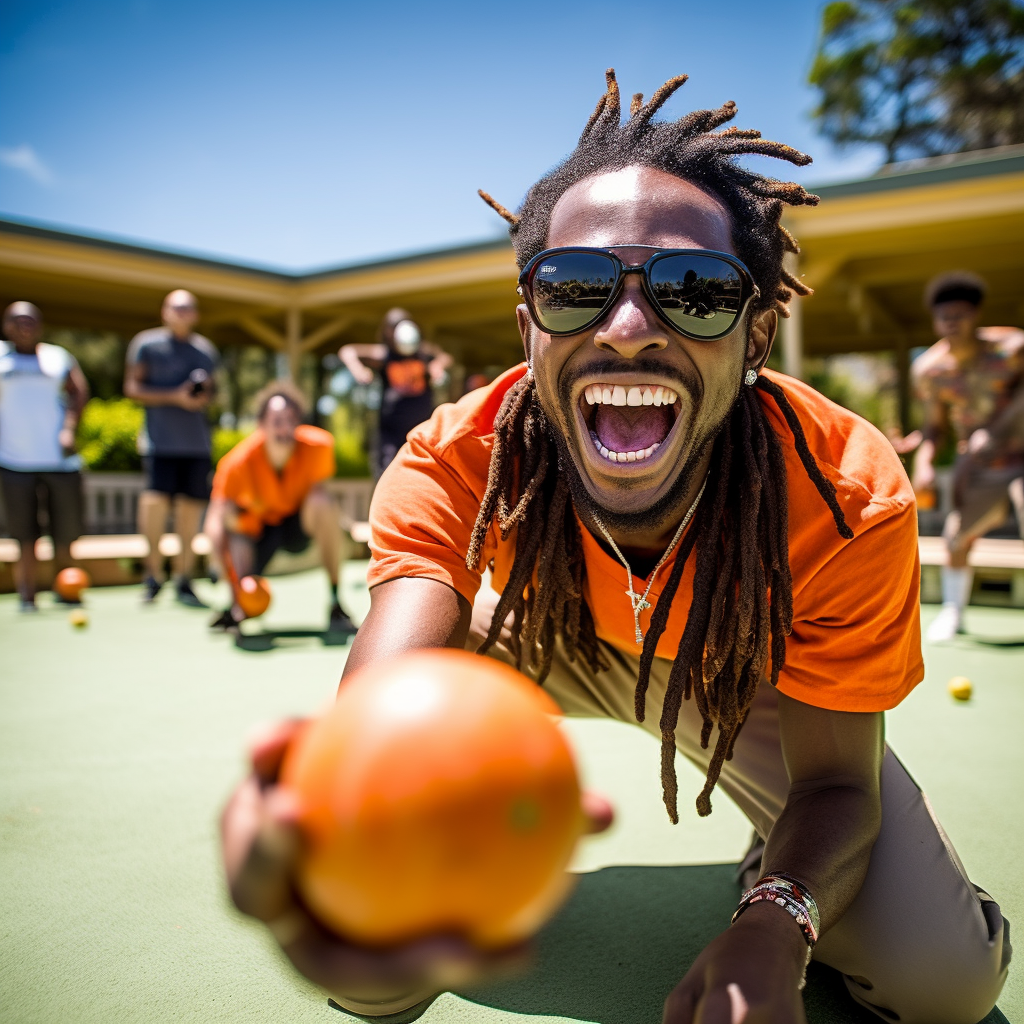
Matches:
[284,924,530,1001]
[224,784,302,922]
[663,982,699,1023]
[693,987,736,1024]
[581,790,614,834]
[247,719,305,784]
[727,984,749,1024]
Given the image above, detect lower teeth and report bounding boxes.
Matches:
[590,432,660,463]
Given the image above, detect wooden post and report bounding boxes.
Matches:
[895,335,911,434]
[780,254,804,379]
[286,308,302,381]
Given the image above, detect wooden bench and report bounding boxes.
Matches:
[919,535,1024,608]
[0,520,370,593]
[8,528,1021,608]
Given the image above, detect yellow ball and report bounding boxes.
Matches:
[69,609,89,629]
[948,676,972,701]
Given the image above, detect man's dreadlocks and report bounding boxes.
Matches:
[468,71,853,822]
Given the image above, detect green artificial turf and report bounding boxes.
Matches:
[0,569,1019,1024]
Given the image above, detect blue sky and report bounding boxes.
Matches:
[1,0,882,270]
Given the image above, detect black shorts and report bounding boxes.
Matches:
[253,512,311,574]
[145,455,212,500]
[0,469,84,547]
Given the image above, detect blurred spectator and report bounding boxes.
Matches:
[910,272,1024,640]
[339,308,451,477]
[124,289,218,607]
[205,380,354,633]
[0,302,89,612]
[463,372,493,395]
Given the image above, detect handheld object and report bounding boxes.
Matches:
[222,547,271,619]
[280,649,584,949]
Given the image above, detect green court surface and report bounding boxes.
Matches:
[1,568,1020,1024]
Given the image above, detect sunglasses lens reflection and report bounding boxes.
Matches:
[648,254,744,338]
[530,252,618,334]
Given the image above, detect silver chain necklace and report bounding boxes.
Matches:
[593,475,708,645]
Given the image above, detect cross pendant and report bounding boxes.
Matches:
[626,588,650,614]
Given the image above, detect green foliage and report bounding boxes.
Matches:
[809,0,1024,161]
[76,398,144,472]
[334,429,371,478]
[328,398,372,478]
[45,329,128,400]
[211,427,249,465]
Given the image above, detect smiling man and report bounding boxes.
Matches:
[221,74,1009,1023]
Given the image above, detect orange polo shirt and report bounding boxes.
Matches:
[367,365,923,713]
[211,425,335,537]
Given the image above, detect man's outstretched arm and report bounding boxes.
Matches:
[341,576,473,684]
[665,697,883,1023]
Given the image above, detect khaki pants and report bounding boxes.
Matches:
[471,597,1010,1024]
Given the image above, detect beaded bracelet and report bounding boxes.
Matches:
[731,873,820,948]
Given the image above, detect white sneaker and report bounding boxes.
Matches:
[926,603,963,642]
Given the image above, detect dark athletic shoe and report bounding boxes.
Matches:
[175,578,207,608]
[209,607,240,631]
[19,598,39,614]
[142,576,162,604]
[328,602,357,634]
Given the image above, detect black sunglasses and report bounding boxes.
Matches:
[518,245,759,341]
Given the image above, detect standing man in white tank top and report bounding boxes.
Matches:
[0,302,90,612]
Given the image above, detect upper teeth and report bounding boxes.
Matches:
[583,384,678,407]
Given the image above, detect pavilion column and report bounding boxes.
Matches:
[779,254,804,380]
[895,335,912,434]
[781,296,804,380]
[285,308,302,380]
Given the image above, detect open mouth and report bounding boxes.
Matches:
[579,383,681,463]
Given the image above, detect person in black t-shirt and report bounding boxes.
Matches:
[124,289,218,606]
[339,308,452,477]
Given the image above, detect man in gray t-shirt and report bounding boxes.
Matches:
[125,289,218,606]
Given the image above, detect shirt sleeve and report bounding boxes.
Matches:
[367,431,490,605]
[310,439,335,485]
[778,501,924,712]
[210,456,239,504]
[125,333,147,367]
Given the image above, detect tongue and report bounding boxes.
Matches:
[594,404,672,453]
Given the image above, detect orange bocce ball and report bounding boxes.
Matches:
[280,649,584,949]
[237,575,271,618]
[54,567,91,601]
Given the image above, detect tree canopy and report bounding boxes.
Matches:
[809,0,1024,162]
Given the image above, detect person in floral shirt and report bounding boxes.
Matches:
[911,272,1024,640]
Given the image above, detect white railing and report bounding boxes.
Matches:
[80,473,374,535]
[82,472,147,534]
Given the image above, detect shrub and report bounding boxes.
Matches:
[77,398,144,472]
[334,429,371,478]
[212,427,249,465]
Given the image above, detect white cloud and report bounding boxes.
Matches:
[0,144,56,186]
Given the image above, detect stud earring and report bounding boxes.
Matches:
[744,368,757,386]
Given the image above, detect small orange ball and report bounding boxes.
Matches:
[237,575,271,618]
[280,649,583,949]
[54,567,91,602]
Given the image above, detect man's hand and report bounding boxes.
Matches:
[173,381,211,412]
[222,718,613,1005]
[886,428,922,456]
[662,904,808,1024]
[911,454,936,492]
[966,427,992,457]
